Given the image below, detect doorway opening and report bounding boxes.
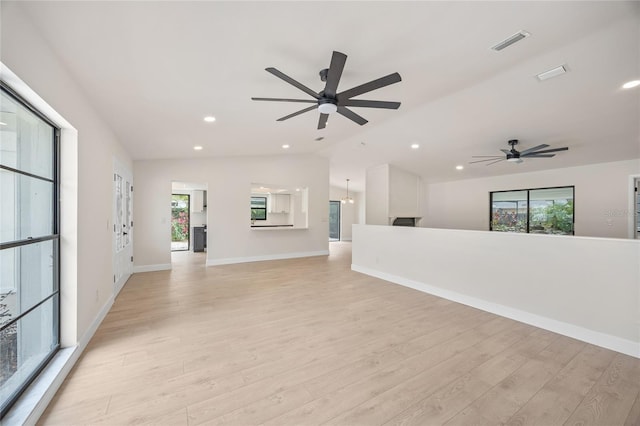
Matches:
[171,194,190,251]
[171,182,208,267]
[329,200,341,241]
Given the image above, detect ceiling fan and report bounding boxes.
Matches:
[470,139,569,165]
[252,51,402,130]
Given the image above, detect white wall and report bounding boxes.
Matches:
[1,3,132,345]
[134,155,329,268]
[329,186,360,241]
[365,164,389,225]
[425,159,640,238]
[389,165,421,219]
[352,225,640,357]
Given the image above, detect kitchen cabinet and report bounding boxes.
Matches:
[269,194,290,213]
[192,190,205,213]
[193,226,206,252]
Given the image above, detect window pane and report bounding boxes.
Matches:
[491,190,527,232]
[0,90,54,180]
[0,169,54,244]
[0,295,58,413]
[529,187,574,235]
[251,197,266,208]
[0,240,56,328]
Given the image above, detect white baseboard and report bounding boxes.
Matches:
[352,264,640,359]
[80,295,114,348]
[207,250,329,266]
[133,263,171,273]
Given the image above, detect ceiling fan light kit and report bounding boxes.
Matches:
[252,51,402,129]
[470,139,569,166]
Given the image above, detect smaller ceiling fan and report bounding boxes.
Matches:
[470,139,569,165]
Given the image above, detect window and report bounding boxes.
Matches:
[0,84,60,417]
[251,196,267,221]
[490,186,574,235]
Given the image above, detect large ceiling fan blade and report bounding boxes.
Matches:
[276,105,317,121]
[500,149,512,155]
[337,72,402,100]
[519,144,550,155]
[472,155,503,158]
[251,97,317,103]
[337,106,368,125]
[340,99,401,109]
[486,159,506,166]
[323,51,347,98]
[470,158,503,164]
[522,147,569,156]
[318,113,329,129]
[521,154,556,158]
[265,67,320,99]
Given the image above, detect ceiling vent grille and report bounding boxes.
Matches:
[491,31,530,51]
[536,65,567,81]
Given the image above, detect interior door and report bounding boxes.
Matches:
[113,158,133,295]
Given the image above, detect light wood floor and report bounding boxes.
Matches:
[39,242,640,425]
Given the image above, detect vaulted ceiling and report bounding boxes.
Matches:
[10,1,640,190]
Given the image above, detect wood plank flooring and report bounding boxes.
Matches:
[38,242,640,425]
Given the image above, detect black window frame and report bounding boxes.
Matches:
[0,82,61,418]
[251,196,267,221]
[489,185,575,235]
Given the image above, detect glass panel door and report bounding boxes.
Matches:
[490,190,528,232]
[171,194,190,251]
[329,201,340,241]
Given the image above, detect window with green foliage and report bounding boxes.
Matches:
[251,196,267,221]
[491,186,574,235]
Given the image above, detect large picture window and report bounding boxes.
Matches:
[490,186,574,235]
[0,84,60,417]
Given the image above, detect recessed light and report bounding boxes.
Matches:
[623,80,640,89]
[456,165,464,170]
[0,121,6,126]
[193,146,203,151]
[282,144,290,149]
[203,116,216,122]
[411,143,420,149]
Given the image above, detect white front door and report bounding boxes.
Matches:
[113,158,133,295]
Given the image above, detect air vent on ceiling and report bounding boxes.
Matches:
[491,30,530,51]
[536,65,567,81]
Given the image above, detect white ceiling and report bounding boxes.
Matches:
[13,1,640,191]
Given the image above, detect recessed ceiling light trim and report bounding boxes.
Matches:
[623,80,640,89]
[491,30,530,52]
[411,143,420,149]
[537,65,567,81]
[203,116,216,122]
[193,145,203,151]
[282,144,290,149]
